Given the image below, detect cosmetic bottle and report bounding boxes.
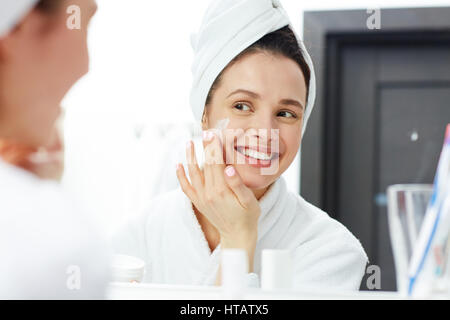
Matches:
[221,249,248,299]
[261,249,293,291]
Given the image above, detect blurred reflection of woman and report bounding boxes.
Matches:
[0,0,109,298]
[113,0,368,291]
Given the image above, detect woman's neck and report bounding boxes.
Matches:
[252,186,270,200]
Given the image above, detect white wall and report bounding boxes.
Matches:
[62,0,450,233]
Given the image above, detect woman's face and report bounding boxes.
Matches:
[204,51,307,194]
[0,0,97,147]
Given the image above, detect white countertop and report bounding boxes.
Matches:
[106,282,407,300]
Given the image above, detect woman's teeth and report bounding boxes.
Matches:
[238,147,273,161]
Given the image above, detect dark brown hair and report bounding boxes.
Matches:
[36,0,63,12]
[204,26,311,113]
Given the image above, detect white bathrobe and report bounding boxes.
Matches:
[0,158,110,299]
[112,176,368,291]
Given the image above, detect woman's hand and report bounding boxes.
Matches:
[175,130,261,269]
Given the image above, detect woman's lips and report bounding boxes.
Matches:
[234,145,280,168]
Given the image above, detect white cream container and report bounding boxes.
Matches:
[111,254,146,283]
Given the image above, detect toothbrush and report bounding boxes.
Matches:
[407,124,450,296]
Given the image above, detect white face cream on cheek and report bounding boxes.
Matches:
[215,118,230,131]
[212,118,230,144]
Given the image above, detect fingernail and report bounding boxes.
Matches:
[225,166,235,177]
[186,141,191,149]
[176,163,181,170]
[203,131,214,141]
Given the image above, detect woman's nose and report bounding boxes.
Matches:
[248,112,278,143]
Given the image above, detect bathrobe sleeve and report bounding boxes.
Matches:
[292,236,368,291]
[291,202,369,291]
[0,166,110,299]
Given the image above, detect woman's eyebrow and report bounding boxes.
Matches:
[280,99,305,111]
[226,89,260,99]
[227,89,305,110]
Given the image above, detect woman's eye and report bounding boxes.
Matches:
[234,103,251,112]
[277,110,297,118]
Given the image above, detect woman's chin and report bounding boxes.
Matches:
[235,165,278,190]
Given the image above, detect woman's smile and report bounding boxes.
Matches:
[234,144,280,168]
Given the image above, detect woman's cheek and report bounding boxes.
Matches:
[280,129,301,168]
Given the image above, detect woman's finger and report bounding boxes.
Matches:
[208,132,228,192]
[186,140,204,190]
[223,165,255,207]
[202,130,215,188]
[176,163,197,203]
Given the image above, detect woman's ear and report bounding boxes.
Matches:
[0,11,45,61]
[0,28,19,61]
[0,32,21,63]
[0,39,6,62]
[201,109,209,130]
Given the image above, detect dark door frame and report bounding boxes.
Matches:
[300,7,450,218]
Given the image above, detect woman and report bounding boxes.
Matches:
[113,0,368,290]
[0,0,109,298]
